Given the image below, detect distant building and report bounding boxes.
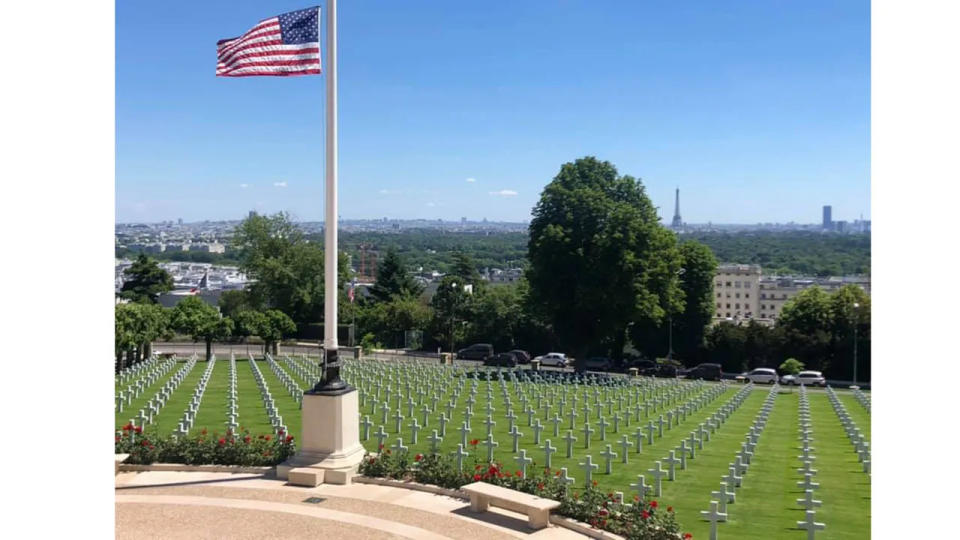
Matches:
[713,264,761,320]
[714,264,870,324]
[822,205,832,230]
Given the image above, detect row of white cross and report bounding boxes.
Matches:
[125,355,198,432]
[826,386,870,474]
[248,354,288,436]
[115,354,164,387]
[794,385,826,540]
[116,356,178,413]
[265,353,305,408]
[174,356,217,437]
[851,387,871,414]
[226,354,239,432]
[699,384,778,540]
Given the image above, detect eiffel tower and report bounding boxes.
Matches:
[671,187,683,229]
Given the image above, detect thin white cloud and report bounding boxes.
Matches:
[273,181,288,188]
[239,183,250,189]
[378,189,400,195]
[489,189,518,196]
[466,177,476,183]
[426,202,437,207]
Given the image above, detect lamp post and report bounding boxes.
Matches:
[852,302,860,386]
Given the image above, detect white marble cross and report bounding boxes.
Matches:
[579,455,598,487]
[796,510,826,540]
[700,500,727,540]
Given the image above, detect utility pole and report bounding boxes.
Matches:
[852,302,860,386]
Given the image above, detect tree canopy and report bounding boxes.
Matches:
[169,296,233,359]
[368,248,424,303]
[527,157,682,367]
[119,254,173,304]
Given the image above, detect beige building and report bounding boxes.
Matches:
[713,264,871,324]
[713,264,761,320]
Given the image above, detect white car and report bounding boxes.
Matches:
[784,370,826,386]
[745,367,778,384]
[535,353,568,367]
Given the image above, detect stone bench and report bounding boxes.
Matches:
[460,481,560,529]
[115,454,129,475]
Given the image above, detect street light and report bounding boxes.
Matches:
[667,268,686,362]
[852,302,860,387]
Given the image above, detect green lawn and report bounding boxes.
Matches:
[115,357,869,538]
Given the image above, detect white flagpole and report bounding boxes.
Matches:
[319,0,346,391]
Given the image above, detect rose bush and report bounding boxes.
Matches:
[358,449,689,540]
[115,424,296,466]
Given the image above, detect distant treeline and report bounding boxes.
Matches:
[683,231,871,276]
[119,229,869,277]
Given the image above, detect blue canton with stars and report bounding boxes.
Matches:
[278,6,319,45]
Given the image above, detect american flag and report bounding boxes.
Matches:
[217,7,321,77]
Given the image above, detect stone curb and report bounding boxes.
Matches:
[353,476,625,540]
[117,461,274,474]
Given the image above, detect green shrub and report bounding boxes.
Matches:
[780,358,805,375]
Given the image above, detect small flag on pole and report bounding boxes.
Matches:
[217,7,321,77]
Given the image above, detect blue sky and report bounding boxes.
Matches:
[116,0,870,224]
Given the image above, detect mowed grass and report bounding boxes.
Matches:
[114,359,188,429]
[113,359,869,538]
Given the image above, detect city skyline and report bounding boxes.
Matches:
[117,1,870,224]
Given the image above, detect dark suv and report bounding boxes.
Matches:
[683,363,723,381]
[508,350,531,364]
[457,343,494,361]
[484,352,518,368]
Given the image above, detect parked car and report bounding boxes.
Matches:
[583,357,613,371]
[682,363,723,381]
[457,343,493,361]
[508,349,531,364]
[744,367,779,384]
[784,370,826,386]
[483,352,517,368]
[653,364,680,378]
[534,352,568,368]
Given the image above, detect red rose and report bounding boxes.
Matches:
[141,440,149,446]
[122,424,132,431]
[278,430,285,438]
[537,483,544,490]
[684,534,692,539]
[148,445,154,450]
[201,428,208,435]
[286,435,294,443]
[592,480,598,487]
[369,458,376,464]
[555,471,561,477]
[598,509,608,517]
[668,506,674,513]
[516,470,522,477]
[134,426,143,434]
[115,436,120,443]
[642,511,650,519]
[378,443,384,450]
[475,464,483,470]
[470,439,479,446]
[650,500,658,508]
[244,436,251,443]
[218,438,226,446]
[415,453,424,462]
[633,495,640,502]
[473,474,482,481]
[264,435,271,441]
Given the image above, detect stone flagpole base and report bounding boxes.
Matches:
[277,388,365,485]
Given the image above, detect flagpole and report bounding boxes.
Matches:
[315,0,347,393]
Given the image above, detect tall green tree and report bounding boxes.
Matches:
[169,296,233,360]
[369,248,424,302]
[777,286,834,372]
[360,296,432,348]
[231,212,349,324]
[828,285,871,381]
[673,241,719,359]
[115,303,171,370]
[429,276,473,352]
[450,251,481,286]
[218,289,254,319]
[119,254,173,304]
[527,157,682,368]
[464,282,525,351]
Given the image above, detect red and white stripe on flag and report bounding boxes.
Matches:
[216,10,321,77]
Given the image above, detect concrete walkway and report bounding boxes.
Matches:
[116,471,589,539]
